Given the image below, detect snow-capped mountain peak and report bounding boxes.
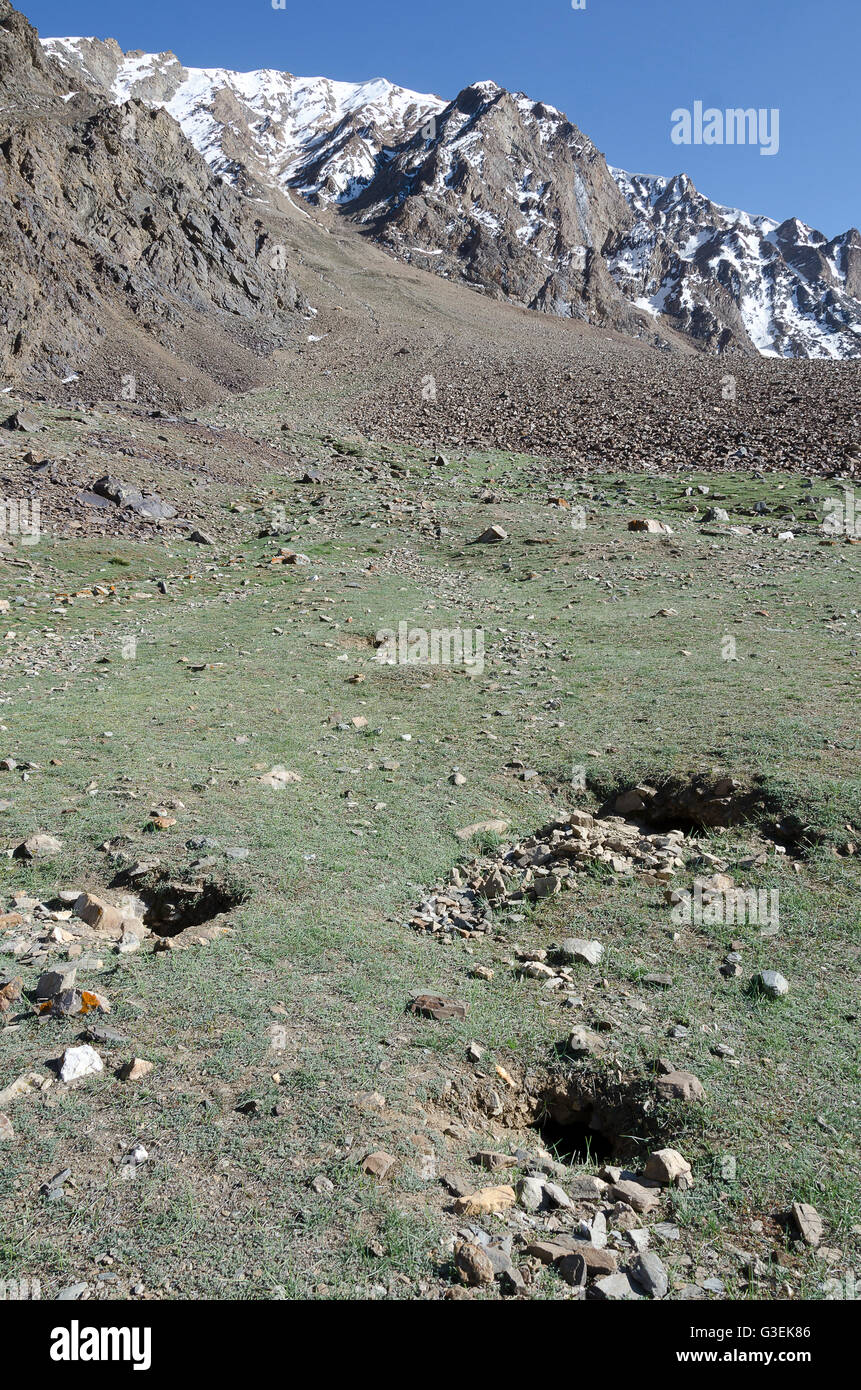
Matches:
[43,35,446,202]
[42,33,861,359]
[606,168,861,358]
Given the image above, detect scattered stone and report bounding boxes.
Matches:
[454,1240,495,1287]
[559,937,603,966]
[409,993,467,1021]
[480,866,507,901]
[655,1070,706,1103]
[533,872,562,898]
[0,1112,13,1141]
[56,1283,89,1301]
[484,1247,524,1293]
[2,410,40,432]
[118,1058,154,1082]
[524,1239,577,1264]
[613,788,648,814]
[624,1228,650,1254]
[74,893,138,938]
[361,1151,397,1181]
[0,976,22,1012]
[475,524,508,543]
[567,1026,607,1057]
[0,1071,52,1107]
[17,833,63,859]
[652,1223,682,1244]
[757,969,789,998]
[790,1201,824,1248]
[566,1175,609,1200]
[590,1271,643,1300]
[607,1180,661,1213]
[516,1175,546,1212]
[555,1252,587,1287]
[440,1173,472,1199]
[58,1044,103,1083]
[453,1185,516,1217]
[83,1025,129,1046]
[631,1251,669,1298]
[42,1167,71,1195]
[36,965,77,1000]
[575,1245,619,1276]
[542,1181,572,1209]
[473,1151,518,1171]
[259,765,302,789]
[628,518,673,534]
[47,989,83,1017]
[644,1148,693,1186]
[355,1090,386,1112]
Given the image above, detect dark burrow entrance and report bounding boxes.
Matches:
[534,1112,615,1165]
[586,770,823,855]
[110,872,247,936]
[519,1068,664,1166]
[597,771,768,832]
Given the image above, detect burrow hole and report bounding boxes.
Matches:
[535,1110,616,1165]
[111,873,247,937]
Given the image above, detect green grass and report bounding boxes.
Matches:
[0,413,858,1300]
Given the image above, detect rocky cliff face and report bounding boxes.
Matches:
[347,81,641,334]
[39,24,861,361]
[0,3,306,400]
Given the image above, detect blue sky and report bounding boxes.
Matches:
[26,0,860,237]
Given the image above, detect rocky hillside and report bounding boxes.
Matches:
[42,32,861,360]
[0,3,306,402]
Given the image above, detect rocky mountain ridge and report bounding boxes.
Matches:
[41,32,861,360]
